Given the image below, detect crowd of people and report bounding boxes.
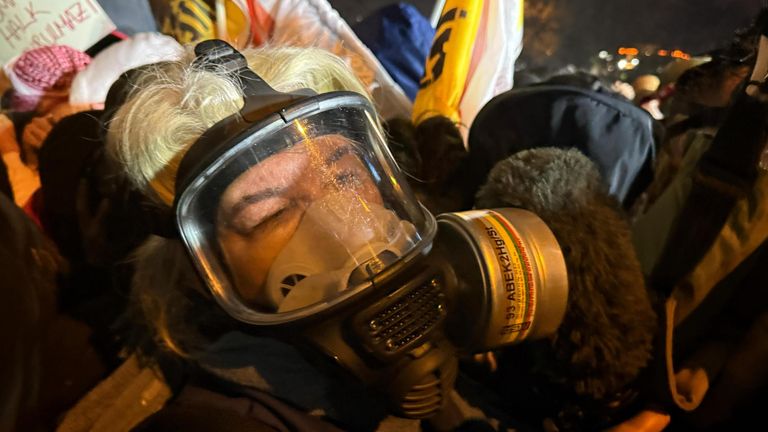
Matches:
[2,2,768,432]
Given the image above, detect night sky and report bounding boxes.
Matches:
[542,0,762,66]
[330,1,763,68]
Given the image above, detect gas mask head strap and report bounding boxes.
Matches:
[151,39,315,237]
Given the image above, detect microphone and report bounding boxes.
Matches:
[474,147,657,426]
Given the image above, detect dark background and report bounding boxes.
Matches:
[330,0,763,70]
[554,0,761,65]
[110,1,763,71]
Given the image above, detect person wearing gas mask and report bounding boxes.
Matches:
[100,40,569,431]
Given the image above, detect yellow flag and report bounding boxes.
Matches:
[412,0,484,124]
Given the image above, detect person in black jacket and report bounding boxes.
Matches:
[102,41,510,432]
[463,75,658,210]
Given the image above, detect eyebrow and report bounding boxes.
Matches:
[222,144,355,225]
[225,187,286,225]
[326,144,354,164]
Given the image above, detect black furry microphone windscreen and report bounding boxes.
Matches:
[474,147,657,409]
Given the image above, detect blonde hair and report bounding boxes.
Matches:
[109,44,371,358]
[108,45,370,205]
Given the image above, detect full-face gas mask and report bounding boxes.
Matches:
[171,40,568,420]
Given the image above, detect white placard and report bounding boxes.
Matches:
[0,0,116,64]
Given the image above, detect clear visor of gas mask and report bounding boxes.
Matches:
[176,101,434,325]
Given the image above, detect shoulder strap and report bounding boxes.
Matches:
[650,92,768,292]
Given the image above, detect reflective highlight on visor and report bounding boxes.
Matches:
[215,129,416,312]
[176,99,432,324]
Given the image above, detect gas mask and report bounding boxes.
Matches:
[172,40,568,420]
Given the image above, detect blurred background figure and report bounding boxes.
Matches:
[633,74,665,119]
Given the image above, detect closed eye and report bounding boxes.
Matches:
[250,206,289,233]
[226,187,284,226]
[226,194,290,235]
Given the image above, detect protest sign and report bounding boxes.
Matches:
[0,0,116,64]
